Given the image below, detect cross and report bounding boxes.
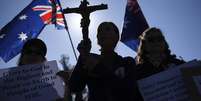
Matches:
[63,0,108,41]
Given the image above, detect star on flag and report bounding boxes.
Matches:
[18,32,28,41]
[0,34,6,39]
[19,14,28,20]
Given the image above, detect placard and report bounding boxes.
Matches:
[0,61,64,101]
[137,60,201,101]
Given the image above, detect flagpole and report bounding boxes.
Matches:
[64,20,78,61]
[57,0,78,61]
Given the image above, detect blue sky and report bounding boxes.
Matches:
[0,0,201,69]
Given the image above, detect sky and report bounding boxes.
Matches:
[0,0,201,69]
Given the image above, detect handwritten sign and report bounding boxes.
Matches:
[137,60,201,101]
[0,60,64,101]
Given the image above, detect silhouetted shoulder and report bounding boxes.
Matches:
[123,56,136,63]
[170,57,185,65]
[121,56,135,67]
[89,53,100,58]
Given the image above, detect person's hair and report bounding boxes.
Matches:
[136,27,176,64]
[97,22,119,46]
[18,38,47,66]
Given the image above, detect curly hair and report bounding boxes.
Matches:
[136,27,176,64]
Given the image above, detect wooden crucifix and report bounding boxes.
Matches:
[63,0,108,41]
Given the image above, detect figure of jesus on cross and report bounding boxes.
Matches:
[63,0,108,41]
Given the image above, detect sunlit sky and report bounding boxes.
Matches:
[0,0,201,69]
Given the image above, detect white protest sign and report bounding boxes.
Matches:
[180,60,201,100]
[137,60,201,101]
[0,60,64,101]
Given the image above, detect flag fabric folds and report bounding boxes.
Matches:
[121,0,149,51]
[0,0,65,62]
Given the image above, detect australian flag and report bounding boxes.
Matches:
[121,0,149,51]
[0,0,65,62]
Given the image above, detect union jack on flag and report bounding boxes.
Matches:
[32,0,65,29]
[0,0,66,62]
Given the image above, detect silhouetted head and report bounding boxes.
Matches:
[97,22,119,53]
[136,27,171,64]
[18,38,47,66]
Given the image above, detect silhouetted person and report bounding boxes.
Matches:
[135,27,185,100]
[18,38,47,66]
[69,22,136,101]
[17,38,61,101]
